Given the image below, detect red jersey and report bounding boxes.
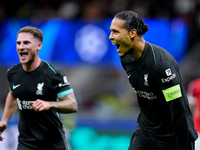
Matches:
[187,78,200,133]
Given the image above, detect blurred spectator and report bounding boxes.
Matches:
[58,1,80,18]
[16,3,35,18]
[80,0,108,19]
[32,0,58,19]
[0,3,6,22]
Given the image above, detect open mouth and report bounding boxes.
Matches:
[20,52,28,58]
[116,44,121,52]
[111,41,121,53]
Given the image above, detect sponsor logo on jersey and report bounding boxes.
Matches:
[161,73,176,83]
[63,76,68,83]
[165,68,172,76]
[17,98,33,110]
[161,68,176,83]
[144,74,149,86]
[36,82,44,95]
[132,87,157,100]
[13,84,20,89]
[59,76,70,87]
[17,98,22,110]
[59,83,69,87]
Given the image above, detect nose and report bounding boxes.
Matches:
[109,32,113,40]
[17,43,25,50]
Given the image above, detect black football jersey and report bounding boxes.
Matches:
[7,60,73,150]
[121,42,197,148]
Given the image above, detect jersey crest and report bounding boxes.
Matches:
[144,74,149,86]
[36,82,44,95]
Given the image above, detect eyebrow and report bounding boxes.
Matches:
[16,40,31,43]
[110,28,119,32]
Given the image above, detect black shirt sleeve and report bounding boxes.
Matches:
[47,63,73,98]
[155,59,189,150]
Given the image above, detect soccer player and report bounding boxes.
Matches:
[109,11,198,150]
[0,26,78,150]
[187,78,200,150]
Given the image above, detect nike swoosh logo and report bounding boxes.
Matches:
[13,84,21,89]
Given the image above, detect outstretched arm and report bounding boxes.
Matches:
[30,92,78,113]
[0,91,18,141]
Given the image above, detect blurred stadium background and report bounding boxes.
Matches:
[0,0,200,150]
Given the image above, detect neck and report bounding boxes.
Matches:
[128,38,145,61]
[22,58,41,72]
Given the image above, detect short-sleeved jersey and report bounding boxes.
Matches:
[121,42,198,149]
[187,78,200,133]
[7,60,74,150]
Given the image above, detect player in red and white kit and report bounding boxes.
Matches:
[187,78,200,150]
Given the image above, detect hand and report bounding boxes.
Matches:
[0,121,7,141]
[29,99,51,112]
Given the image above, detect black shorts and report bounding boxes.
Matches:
[128,130,195,150]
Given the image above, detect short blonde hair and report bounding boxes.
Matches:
[17,26,43,42]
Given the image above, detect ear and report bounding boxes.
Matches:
[37,42,42,50]
[129,29,137,38]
